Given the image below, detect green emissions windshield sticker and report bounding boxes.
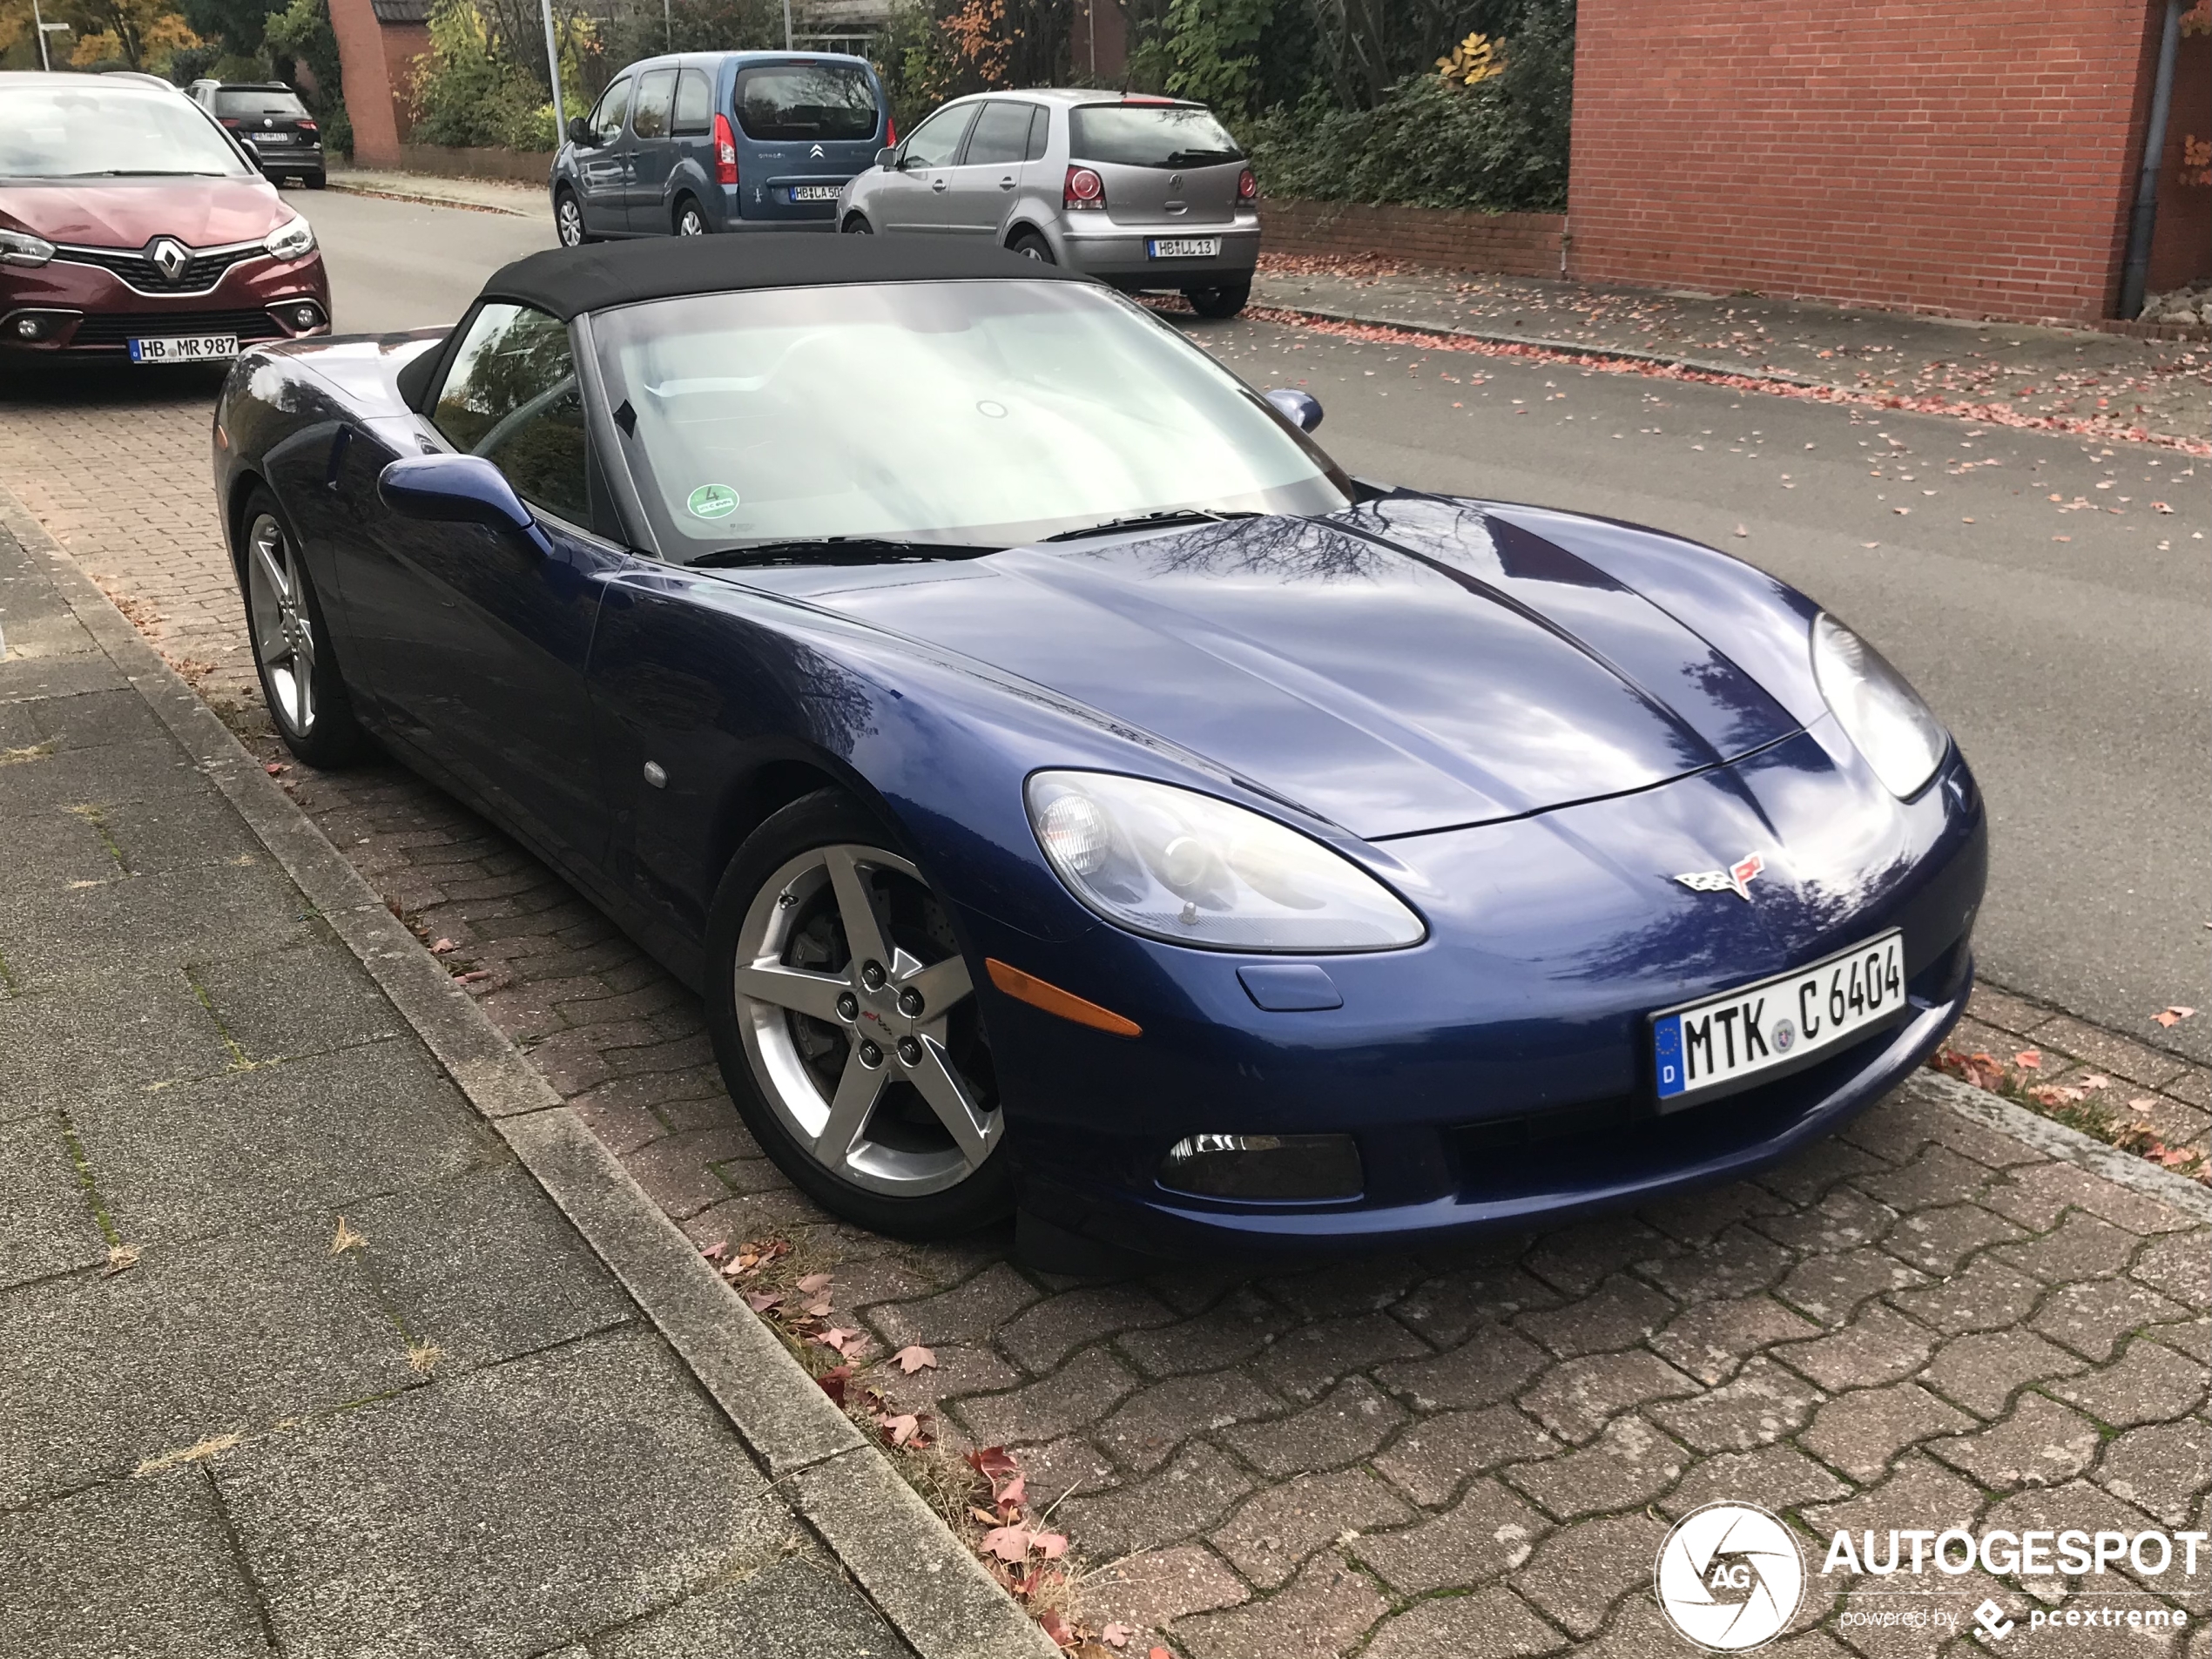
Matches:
[687,484,740,520]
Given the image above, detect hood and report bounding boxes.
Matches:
[754,497,1803,840]
[0,176,287,248]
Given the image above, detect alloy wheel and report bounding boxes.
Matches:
[244,511,315,737]
[556,195,584,246]
[677,204,705,236]
[732,842,1000,1197]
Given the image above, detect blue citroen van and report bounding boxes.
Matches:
[551,51,891,243]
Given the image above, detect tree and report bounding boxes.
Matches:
[64,0,201,70]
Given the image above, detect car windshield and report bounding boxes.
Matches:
[590,280,1351,558]
[0,84,250,179]
[214,87,307,118]
[732,63,878,141]
[1069,103,1244,168]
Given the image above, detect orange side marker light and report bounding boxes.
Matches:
[985,959,1142,1039]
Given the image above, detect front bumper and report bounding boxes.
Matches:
[1056,213,1261,287]
[0,249,331,356]
[973,728,1988,1260]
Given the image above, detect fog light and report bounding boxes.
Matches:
[275,301,325,334]
[14,317,39,339]
[1159,1133,1361,1202]
[5,311,71,342]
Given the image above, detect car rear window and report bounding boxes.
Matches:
[215,87,307,118]
[732,63,879,142]
[1069,104,1242,169]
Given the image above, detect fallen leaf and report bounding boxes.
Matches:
[2013,1049,2041,1069]
[2075,1073,2113,1090]
[1036,1608,1076,1649]
[1033,1530,1069,1559]
[968,1446,1020,1483]
[330,1217,366,1255]
[103,1242,141,1278]
[742,1290,783,1313]
[817,1364,853,1406]
[1101,1626,1134,1650]
[983,1525,1032,1561]
[880,1413,922,1447]
[2153,501,2174,513]
[970,1505,1002,1526]
[996,1474,1028,1510]
[698,1241,729,1264]
[263,761,288,775]
[2154,1006,2197,1027]
[428,937,458,954]
[892,1344,937,1374]
[1732,523,1748,537]
[795,1271,832,1294]
[812,1325,867,1358]
[1151,1649,1175,1659]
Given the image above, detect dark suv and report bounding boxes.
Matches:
[189,81,325,188]
[550,51,889,243]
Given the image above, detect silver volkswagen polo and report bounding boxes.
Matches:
[835,90,1260,317]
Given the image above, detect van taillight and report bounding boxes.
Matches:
[886,115,896,147]
[713,112,739,185]
[1063,165,1105,211]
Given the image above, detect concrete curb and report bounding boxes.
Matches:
[1910,1066,2212,1223]
[1242,293,1832,389]
[325,173,545,219]
[0,486,1055,1659]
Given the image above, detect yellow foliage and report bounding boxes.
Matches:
[1435,30,1505,88]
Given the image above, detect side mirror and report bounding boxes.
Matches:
[1265,388,1324,433]
[875,145,897,170]
[379,455,550,552]
[566,115,591,147]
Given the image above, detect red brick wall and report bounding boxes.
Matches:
[1262,199,1565,279]
[328,0,401,166]
[381,20,430,144]
[1566,2,2166,324]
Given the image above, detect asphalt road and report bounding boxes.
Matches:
[307,189,2211,1061]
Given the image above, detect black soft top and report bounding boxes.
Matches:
[481,233,1089,323]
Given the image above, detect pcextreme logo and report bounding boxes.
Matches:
[1656,1503,1805,1651]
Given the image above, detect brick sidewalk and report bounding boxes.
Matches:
[3,373,2206,1659]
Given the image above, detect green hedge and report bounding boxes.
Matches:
[1237,7,1572,213]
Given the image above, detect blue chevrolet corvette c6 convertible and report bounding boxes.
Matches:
[211,236,1986,1267]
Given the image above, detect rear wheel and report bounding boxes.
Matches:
[1185,280,1251,320]
[1008,229,1055,263]
[674,198,707,236]
[841,212,873,234]
[238,488,368,768]
[555,189,590,247]
[305,172,326,190]
[705,792,1010,1238]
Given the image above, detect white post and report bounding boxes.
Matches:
[32,0,50,71]
[664,0,671,50]
[782,0,792,50]
[540,0,567,137]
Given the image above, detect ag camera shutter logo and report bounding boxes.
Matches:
[1656,1503,1805,1651]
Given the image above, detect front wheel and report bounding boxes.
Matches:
[1186,280,1251,320]
[555,190,590,247]
[841,212,873,234]
[674,199,707,236]
[704,792,1011,1239]
[238,488,368,768]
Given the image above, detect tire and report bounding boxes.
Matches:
[236,487,368,768]
[306,172,327,189]
[705,791,1012,1239]
[841,212,873,234]
[555,189,590,247]
[1008,229,1055,264]
[1185,280,1251,320]
[674,198,707,237]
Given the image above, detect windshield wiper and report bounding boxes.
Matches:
[1042,509,1258,543]
[687,537,1001,569]
[60,169,229,178]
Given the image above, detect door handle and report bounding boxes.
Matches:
[931,179,948,192]
[999,176,1016,190]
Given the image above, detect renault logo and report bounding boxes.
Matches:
[148,237,190,282]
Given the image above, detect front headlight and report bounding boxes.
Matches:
[1026,771,1425,952]
[0,229,55,267]
[1811,612,1949,798]
[264,216,315,260]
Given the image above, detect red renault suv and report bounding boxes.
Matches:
[0,72,331,364]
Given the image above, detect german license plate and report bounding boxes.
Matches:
[129,334,239,364]
[257,132,293,144]
[1652,930,1905,1109]
[1148,237,1221,258]
[788,184,841,202]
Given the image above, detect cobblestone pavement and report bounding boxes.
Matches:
[3,372,2206,1659]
